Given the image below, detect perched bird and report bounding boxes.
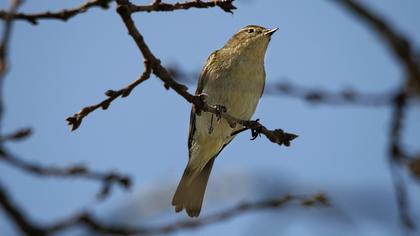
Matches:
[172,25,278,217]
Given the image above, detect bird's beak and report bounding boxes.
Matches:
[264,28,279,36]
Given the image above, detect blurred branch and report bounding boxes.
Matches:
[0,0,21,133]
[0,127,32,142]
[334,0,420,230]
[0,0,20,77]
[28,193,327,235]
[0,0,236,25]
[408,155,420,178]
[0,147,131,200]
[387,92,415,229]
[0,0,113,25]
[335,0,420,85]
[257,82,397,106]
[0,183,47,236]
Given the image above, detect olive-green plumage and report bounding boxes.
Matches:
[172,25,278,217]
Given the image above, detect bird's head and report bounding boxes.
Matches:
[224,25,278,56]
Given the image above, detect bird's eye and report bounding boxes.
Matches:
[248,28,254,33]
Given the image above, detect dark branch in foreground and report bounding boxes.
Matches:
[0,183,328,236]
[0,148,131,200]
[0,0,236,25]
[387,93,415,229]
[335,0,420,88]
[335,0,420,230]
[0,183,47,236]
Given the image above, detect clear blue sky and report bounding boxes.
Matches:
[1,0,420,235]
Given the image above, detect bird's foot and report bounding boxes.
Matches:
[193,93,208,115]
[214,104,227,121]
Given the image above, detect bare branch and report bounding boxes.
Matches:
[0,0,236,25]
[0,183,47,236]
[0,0,112,25]
[334,0,420,85]
[129,0,236,14]
[66,61,152,131]
[47,193,328,235]
[108,0,297,146]
[333,0,420,229]
[0,147,131,200]
[0,127,32,142]
[0,0,20,76]
[267,81,398,106]
[387,92,416,229]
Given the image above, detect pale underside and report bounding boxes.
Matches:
[188,49,266,175]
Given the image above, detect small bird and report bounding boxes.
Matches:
[172,25,278,217]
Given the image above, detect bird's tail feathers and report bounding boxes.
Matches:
[172,158,215,217]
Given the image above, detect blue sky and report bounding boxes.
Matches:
[1,0,420,235]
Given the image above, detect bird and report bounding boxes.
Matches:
[172,25,278,217]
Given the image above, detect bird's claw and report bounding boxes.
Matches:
[249,119,262,140]
[214,105,227,121]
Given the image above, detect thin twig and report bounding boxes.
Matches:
[0,0,112,25]
[0,0,236,25]
[66,61,152,131]
[129,0,236,14]
[0,148,131,200]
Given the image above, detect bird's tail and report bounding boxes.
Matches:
[172,158,215,217]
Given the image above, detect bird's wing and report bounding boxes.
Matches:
[260,67,266,97]
[187,50,218,152]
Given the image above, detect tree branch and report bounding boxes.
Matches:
[48,193,329,235]
[0,0,236,25]
[0,0,112,25]
[0,183,47,236]
[129,0,236,14]
[0,127,32,142]
[1,184,327,236]
[0,147,131,200]
[387,92,415,229]
[81,0,296,146]
[334,0,420,86]
[66,61,152,131]
[334,0,420,230]
[267,81,398,106]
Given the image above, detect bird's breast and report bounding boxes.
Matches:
[203,59,265,120]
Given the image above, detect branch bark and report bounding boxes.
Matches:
[0,147,131,200]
